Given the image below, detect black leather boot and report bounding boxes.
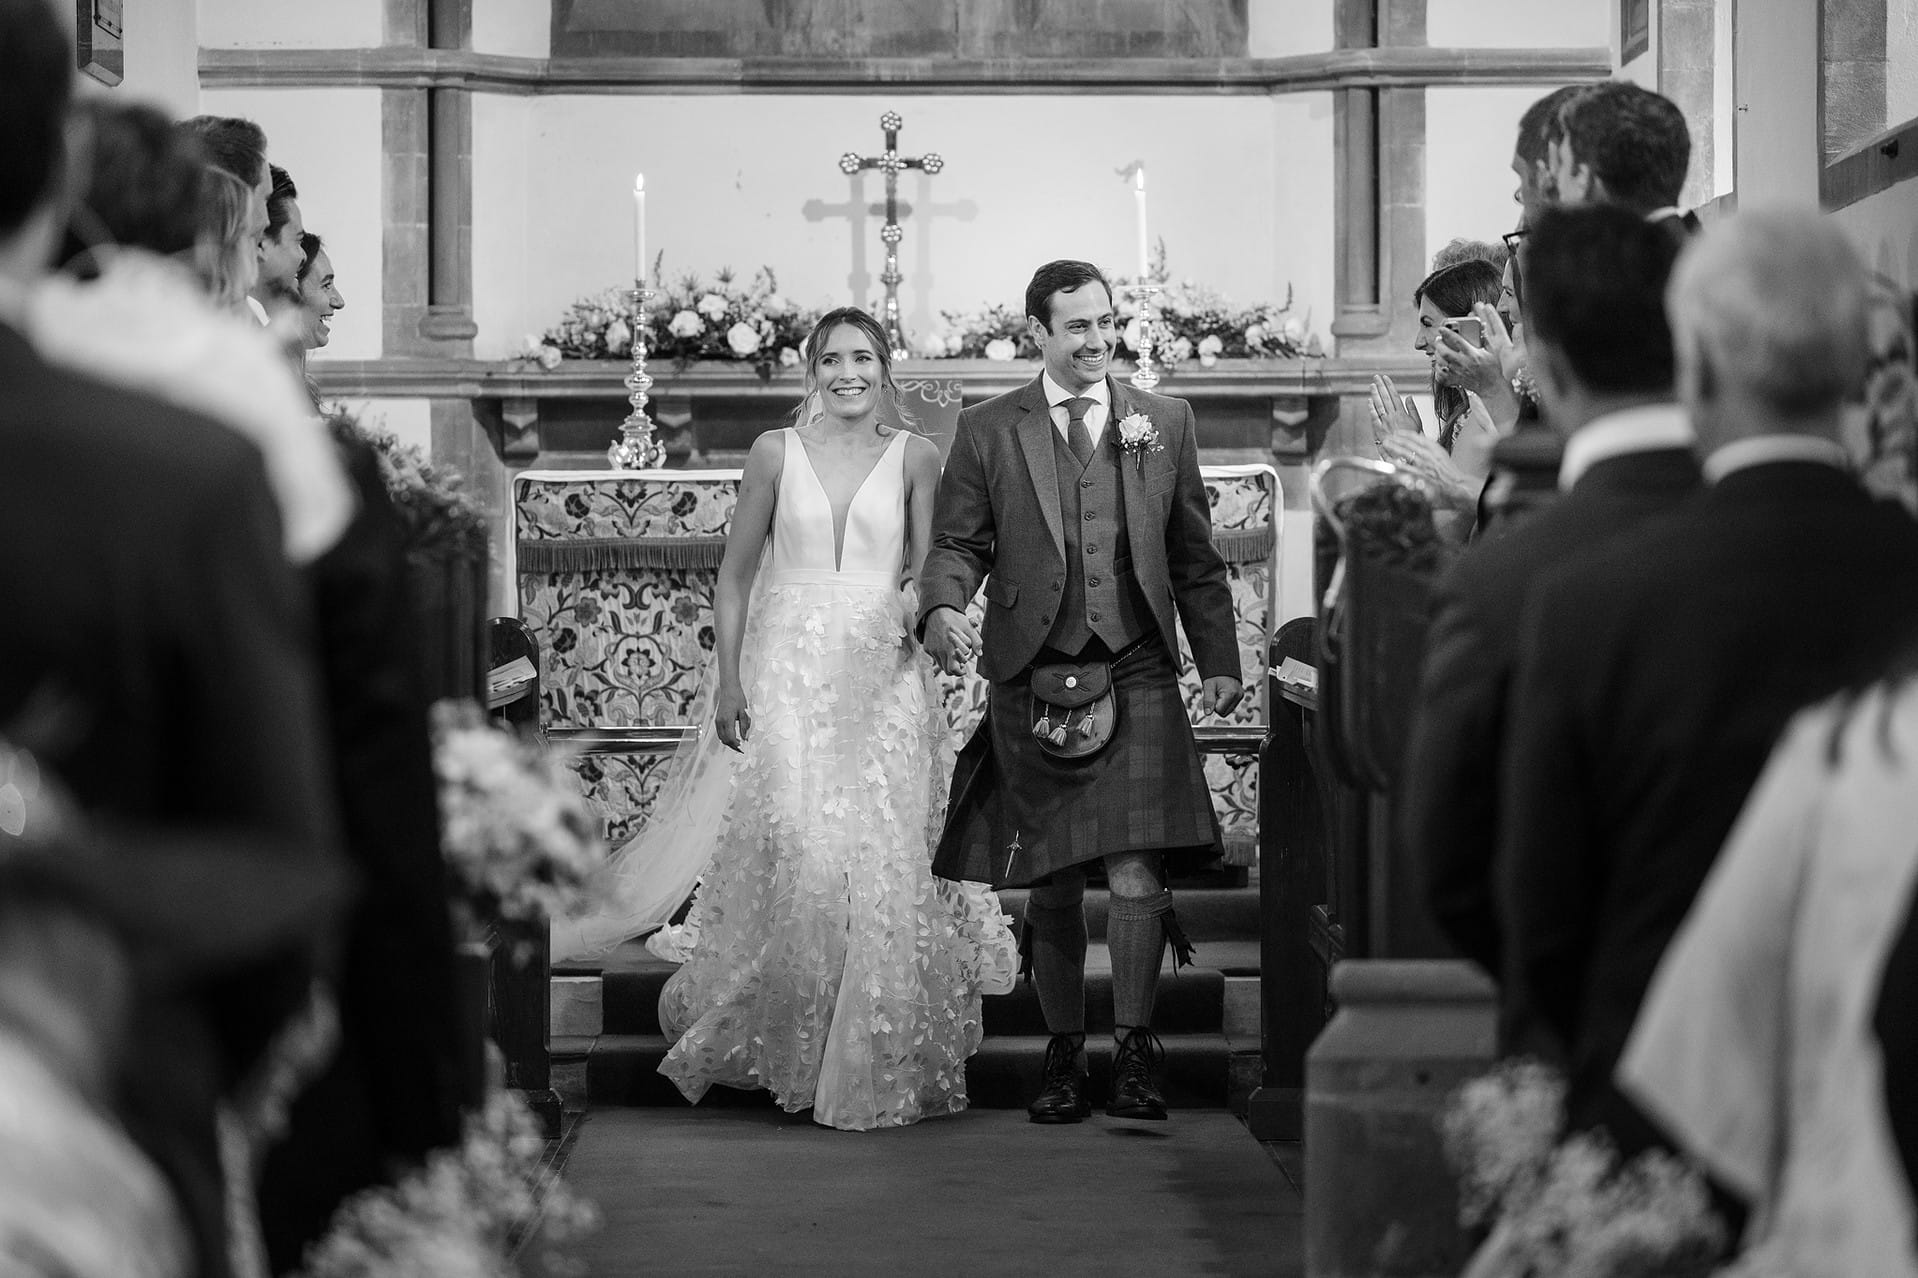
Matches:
[1026,1032,1092,1124]
[1106,1027,1168,1120]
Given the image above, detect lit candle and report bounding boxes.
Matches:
[633,173,647,284]
[1133,164,1149,281]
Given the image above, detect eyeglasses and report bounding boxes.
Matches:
[1502,229,1529,254]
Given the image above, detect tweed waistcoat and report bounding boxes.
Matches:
[1046,425,1153,654]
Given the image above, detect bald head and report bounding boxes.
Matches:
[1668,211,1868,449]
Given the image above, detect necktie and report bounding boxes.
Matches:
[1064,397,1096,468]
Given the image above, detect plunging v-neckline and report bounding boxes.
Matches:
[792,428,902,572]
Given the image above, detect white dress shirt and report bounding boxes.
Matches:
[1042,372,1111,448]
[1558,403,1694,491]
[1703,434,1853,484]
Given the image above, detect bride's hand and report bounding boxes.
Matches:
[715,685,752,752]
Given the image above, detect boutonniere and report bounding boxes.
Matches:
[1113,412,1164,474]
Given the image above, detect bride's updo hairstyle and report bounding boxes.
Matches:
[798,306,915,428]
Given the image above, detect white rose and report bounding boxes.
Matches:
[696,292,728,320]
[1282,315,1306,344]
[603,318,631,353]
[1167,336,1193,363]
[536,344,563,371]
[1243,323,1266,349]
[778,346,802,368]
[726,321,761,357]
[520,332,545,356]
[984,337,1018,362]
[919,332,950,358]
[1198,334,1224,358]
[762,293,789,318]
[669,309,703,339]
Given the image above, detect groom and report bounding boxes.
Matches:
[920,259,1242,1122]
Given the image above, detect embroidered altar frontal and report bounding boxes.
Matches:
[512,462,1281,852]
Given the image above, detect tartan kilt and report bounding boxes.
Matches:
[932,638,1223,888]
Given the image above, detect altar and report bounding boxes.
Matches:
[510,461,1284,857]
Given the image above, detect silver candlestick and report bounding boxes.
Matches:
[1126,283,1163,391]
[608,285,665,471]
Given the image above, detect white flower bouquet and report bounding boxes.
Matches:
[1441,1059,1728,1278]
[929,248,1316,367]
[526,262,821,379]
[431,700,605,928]
[295,1088,599,1278]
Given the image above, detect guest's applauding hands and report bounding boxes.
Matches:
[1381,406,1491,514]
[1369,373,1422,445]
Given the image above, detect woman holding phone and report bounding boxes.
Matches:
[1369,258,1509,538]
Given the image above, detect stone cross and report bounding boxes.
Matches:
[837,110,944,357]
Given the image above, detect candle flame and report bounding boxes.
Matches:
[634,173,645,193]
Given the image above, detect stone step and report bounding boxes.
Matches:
[577,1031,1237,1111]
[572,939,1260,1038]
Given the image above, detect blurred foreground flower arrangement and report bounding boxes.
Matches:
[295,1089,598,1278]
[1442,1059,1728,1278]
[432,701,605,932]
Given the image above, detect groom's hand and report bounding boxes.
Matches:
[1203,676,1244,717]
[923,606,981,677]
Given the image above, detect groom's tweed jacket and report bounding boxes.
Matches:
[918,374,1238,684]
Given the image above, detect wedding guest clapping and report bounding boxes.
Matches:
[44,97,352,565]
[1618,656,1918,1276]
[1398,206,1697,1004]
[1499,211,1918,1155]
[0,5,346,1271]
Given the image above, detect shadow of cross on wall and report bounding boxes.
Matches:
[803,171,978,345]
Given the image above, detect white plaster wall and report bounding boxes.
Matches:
[198,0,382,48]
[65,0,201,118]
[1890,0,1918,131]
[1732,0,1820,208]
[336,398,435,455]
[1430,0,1610,49]
[199,88,385,359]
[1833,178,1918,288]
[471,93,1336,362]
[1713,0,1736,198]
[472,0,551,58]
[1425,85,1572,254]
[1247,0,1333,57]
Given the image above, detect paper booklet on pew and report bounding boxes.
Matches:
[1273,657,1318,696]
[485,656,537,708]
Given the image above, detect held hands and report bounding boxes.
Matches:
[715,683,753,752]
[1203,676,1244,717]
[922,605,982,678]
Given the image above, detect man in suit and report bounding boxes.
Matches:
[0,3,343,1271]
[1400,206,1698,1008]
[1499,211,1918,1149]
[1548,81,1699,238]
[920,259,1242,1123]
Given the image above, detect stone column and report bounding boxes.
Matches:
[1329,0,1429,455]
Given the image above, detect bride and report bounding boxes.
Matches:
[566,307,1014,1130]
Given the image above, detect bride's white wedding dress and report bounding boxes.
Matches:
[657,427,1015,1130]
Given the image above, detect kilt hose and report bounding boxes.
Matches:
[932,636,1223,889]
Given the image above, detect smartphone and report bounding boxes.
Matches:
[1441,316,1485,347]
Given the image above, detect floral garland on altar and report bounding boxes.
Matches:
[520,251,1316,374]
[523,263,820,378]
